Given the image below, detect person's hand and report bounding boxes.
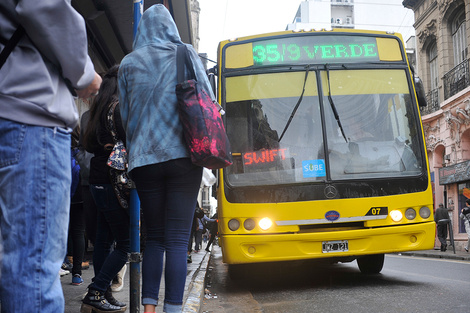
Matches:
[76,72,102,99]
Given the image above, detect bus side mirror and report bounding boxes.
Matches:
[207,66,217,97]
[414,76,427,107]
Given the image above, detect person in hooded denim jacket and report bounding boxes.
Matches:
[118,4,214,313]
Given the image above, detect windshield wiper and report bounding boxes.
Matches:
[325,64,348,143]
[278,65,310,142]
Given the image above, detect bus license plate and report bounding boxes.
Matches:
[322,240,348,253]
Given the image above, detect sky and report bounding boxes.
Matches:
[198,0,416,63]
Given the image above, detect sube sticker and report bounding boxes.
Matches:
[302,159,326,178]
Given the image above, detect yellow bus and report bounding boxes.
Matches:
[215,29,435,276]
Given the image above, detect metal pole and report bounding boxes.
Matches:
[130,1,143,312]
[448,219,456,254]
[129,188,141,313]
[133,0,143,40]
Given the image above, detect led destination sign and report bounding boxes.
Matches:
[243,148,288,166]
[252,35,380,66]
[242,148,290,173]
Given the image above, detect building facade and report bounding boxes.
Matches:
[403,0,470,250]
[287,0,414,36]
[287,0,355,30]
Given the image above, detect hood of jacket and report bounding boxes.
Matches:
[133,4,183,51]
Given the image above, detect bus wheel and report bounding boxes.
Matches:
[357,254,384,274]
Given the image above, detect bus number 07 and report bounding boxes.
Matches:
[371,208,381,215]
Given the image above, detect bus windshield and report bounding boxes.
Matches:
[224,68,424,187]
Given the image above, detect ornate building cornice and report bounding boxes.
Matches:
[438,0,454,14]
[426,134,444,151]
[424,121,442,151]
[443,105,470,147]
[418,19,437,46]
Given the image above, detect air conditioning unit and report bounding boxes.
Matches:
[336,18,343,25]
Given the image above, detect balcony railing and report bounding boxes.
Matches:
[443,59,470,100]
[420,88,440,115]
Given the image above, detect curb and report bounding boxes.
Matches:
[398,251,470,261]
[183,252,211,313]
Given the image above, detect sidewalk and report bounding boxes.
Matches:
[61,249,211,313]
[61,245,469,312]
[398,246,470,261]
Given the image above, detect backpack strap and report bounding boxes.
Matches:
[0,26,25,70]
[106,100,120,144]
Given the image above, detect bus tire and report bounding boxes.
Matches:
[357,254,384,274]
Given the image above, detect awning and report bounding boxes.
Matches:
[72,0,193,71]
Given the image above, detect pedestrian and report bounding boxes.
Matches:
[434,203,450,252]
[118,4,214,312]
[187,207,203,264]
[76,106,98,247]
[460,199,470,252]
[82,65,129,312]
[205,213,218,252]
[0,2,101,312]
[68,127,87,285]
[195,210,216,252]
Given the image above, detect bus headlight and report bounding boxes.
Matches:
[405,208,416,220]
[228,219,240,231]
[390,210,403,222]
[419,206,431,219]
[244,219,256,231]
[259,217,273,230]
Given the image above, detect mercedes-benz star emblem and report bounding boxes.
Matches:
[324,185,338,199]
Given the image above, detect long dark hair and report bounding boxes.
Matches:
[82,64,120,152]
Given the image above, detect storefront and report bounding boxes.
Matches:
[439,160,470,246]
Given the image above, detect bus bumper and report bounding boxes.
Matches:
[220,222,435,264]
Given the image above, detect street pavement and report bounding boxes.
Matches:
[61,249,210,313]
[61,244,470,312]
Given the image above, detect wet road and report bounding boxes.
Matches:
[202,247,470,313]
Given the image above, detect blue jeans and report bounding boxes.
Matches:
[194,229,203,251]
[131,158,203,308]
[89,183,130,292]
[0,118,71,312]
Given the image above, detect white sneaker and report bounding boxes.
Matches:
[111,264,127,292]
[59,268,70,277]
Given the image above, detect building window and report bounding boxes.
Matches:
[452,11,467,66]
[443,10,469,99]
[429,42,439,91]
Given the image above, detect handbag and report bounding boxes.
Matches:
[175,44,233,169]
[106,100,132,209]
